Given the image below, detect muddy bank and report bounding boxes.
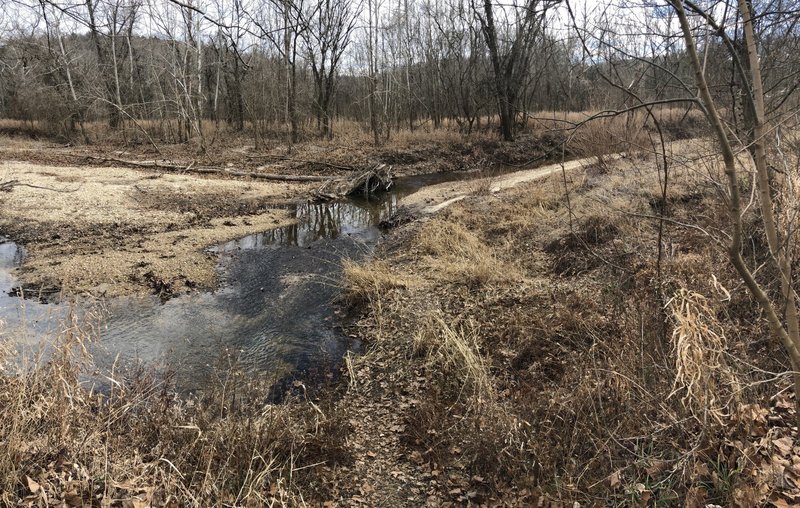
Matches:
[0,161,306,297]
[0,130,571,179]
[0,139,583,298]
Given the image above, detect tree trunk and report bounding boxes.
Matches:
[672,0,800,424]
[481,0,513,141]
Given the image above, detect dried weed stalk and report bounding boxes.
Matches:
[414,314,493,405]
[668,288,740,424]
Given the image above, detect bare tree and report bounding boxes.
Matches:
[301,0,358,139]
[663,0,800,417]
[473,0,555,140]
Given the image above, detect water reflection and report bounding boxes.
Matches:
[216,195,400,251]
[98,191,405,392]
[0,169,478,392]
[0,238,64,349]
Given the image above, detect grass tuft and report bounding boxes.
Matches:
[416,220,522,285]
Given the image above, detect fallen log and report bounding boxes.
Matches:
[82,155,332,182]
[245,154,355,171]
[81,155,391,193]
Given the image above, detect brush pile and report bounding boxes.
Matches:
[312,164,393,200]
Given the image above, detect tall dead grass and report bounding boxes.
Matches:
[415,220,522,285]
[340,259,412,308]
[413,315,492,403]
[668,288,741,424]
[339,142,787,504]
[0,305,351,506]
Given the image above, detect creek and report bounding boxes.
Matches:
[0,170,473,393]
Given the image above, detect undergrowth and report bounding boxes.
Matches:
[340,141,799,505]
[0,307,351,506]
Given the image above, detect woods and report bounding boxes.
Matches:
[5,0,800,505]
[7,0,786,145]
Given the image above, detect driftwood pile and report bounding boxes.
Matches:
[312,164,393,200]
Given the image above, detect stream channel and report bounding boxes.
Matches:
[0,170,474,395]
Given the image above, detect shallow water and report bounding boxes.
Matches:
[0,239,65,349]
[0,169,475,392]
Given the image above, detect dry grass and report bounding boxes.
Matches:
[668,288,741,425]
[0,305,351,506]
[413,315,493,403]
[0,114,781,504]
[340,138,795,504]
[340,259,414,308]
[415,220,523,285]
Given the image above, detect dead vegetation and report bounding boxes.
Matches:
[336,142,800,506]
[0,307,353,506]
[2,136,799,505]
[0,110,784,506]
[0,108,705,179]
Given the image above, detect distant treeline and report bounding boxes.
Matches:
[0,0,798,145]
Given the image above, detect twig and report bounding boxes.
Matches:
[0,179,81,193]
[619,210,728,246]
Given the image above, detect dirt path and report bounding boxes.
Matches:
[400,155,613,215]
[0,161,311,297]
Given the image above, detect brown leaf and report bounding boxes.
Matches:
[638,489,652,507]
[409,451,424,464]
[26,476,40,494]
[608,470,621,489]
[776,396,793,410]
[646,460,668,477]
[64,491,83,507]
[684,486,707,508]
[775,437,794,455]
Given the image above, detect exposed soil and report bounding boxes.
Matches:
[0,160,307,298]
[0,132,582,299]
